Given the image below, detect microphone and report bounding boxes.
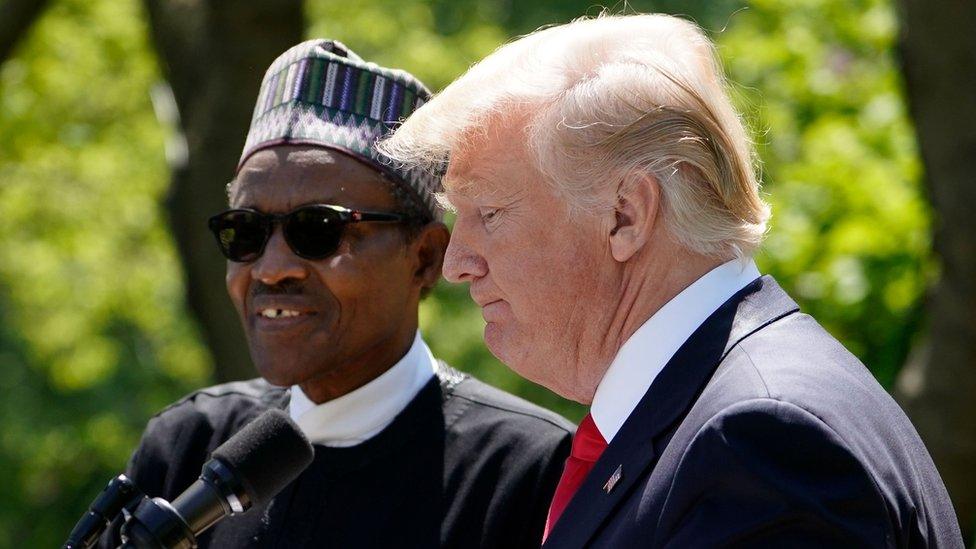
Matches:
[119,409,314,548]
[64,474,144,549]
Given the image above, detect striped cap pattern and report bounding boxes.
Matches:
[240,39,442,219]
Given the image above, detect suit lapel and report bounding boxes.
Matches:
[543,276,799,548]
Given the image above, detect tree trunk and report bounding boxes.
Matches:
[0,0,51,64]
[893,0,976,539]
[142,0,304,382]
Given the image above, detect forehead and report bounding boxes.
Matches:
[444,117,536,203]
[230,145,394,211]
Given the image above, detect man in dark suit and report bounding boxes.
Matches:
[98,39,572,548]
[380,13,963,547]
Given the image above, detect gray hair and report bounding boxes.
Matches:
[379,13,770,258]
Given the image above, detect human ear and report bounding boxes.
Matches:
[412,222,451,290]
[609,173,660,263]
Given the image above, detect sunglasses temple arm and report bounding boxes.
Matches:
[357,212,408,222]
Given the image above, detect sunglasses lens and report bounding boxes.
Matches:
[285,207,343,259]
[210,211,268,262]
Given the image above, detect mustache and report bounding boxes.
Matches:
[250,279,306,297]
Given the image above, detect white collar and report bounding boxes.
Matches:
[288,331,436,447]
[590,258,761,443]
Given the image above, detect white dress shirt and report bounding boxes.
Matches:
[288,331,436,447]
[590,259,762,443]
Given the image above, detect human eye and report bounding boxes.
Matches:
[478,207,502,227]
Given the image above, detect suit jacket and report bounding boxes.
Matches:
[544,276,962,548]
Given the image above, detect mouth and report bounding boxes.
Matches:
[257,308,305,319]
[251,302,318,332]
[471,293,501,308]
[480,300,507,322]
[469,282,501,310]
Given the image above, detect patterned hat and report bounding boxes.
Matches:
[239,39,442,220]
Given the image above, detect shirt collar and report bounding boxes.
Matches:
[590,258,761,443]
[288,331,436,447]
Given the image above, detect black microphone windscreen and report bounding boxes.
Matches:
[210,409,314,506]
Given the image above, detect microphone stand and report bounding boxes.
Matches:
[63,473,196,549]
[64,474,144,549]
[116,496,197,549]
[113,458,249,548]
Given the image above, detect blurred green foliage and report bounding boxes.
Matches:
[0,0,928,545]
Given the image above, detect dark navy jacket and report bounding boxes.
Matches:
[544,276,962,548]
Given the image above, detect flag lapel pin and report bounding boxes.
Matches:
[603,464,623,494]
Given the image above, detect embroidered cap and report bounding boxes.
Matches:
[239,39,442,220]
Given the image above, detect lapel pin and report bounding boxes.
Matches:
[603,464,623,494]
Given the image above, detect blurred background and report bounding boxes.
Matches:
[1,0,973,545]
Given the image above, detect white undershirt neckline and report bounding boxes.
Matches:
[288,331,436,447]
[590,258,762,443]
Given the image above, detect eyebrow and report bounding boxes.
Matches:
[442,173,478,194]
[433,192,457,213]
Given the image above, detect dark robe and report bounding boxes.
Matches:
[101,363,573,548]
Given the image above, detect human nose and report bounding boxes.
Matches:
[250,227,309,285]
[443,220,488,283]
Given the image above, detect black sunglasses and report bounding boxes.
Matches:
[207,204,410,262]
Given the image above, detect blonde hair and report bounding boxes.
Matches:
[379,13,770,258]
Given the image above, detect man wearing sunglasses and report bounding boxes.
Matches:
[101,40,572,548]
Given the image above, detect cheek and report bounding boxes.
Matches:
[491,227,589,304]
[316,251,412,316]
[226,264,249,314]
[490,233,606,351]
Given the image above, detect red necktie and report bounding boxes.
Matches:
[543,413,608,541]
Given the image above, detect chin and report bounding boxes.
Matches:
[484,321,522,359]
[254,365,295,387]
[252,353,306,388]
[487,334,554,393]
[490,334,587,403]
